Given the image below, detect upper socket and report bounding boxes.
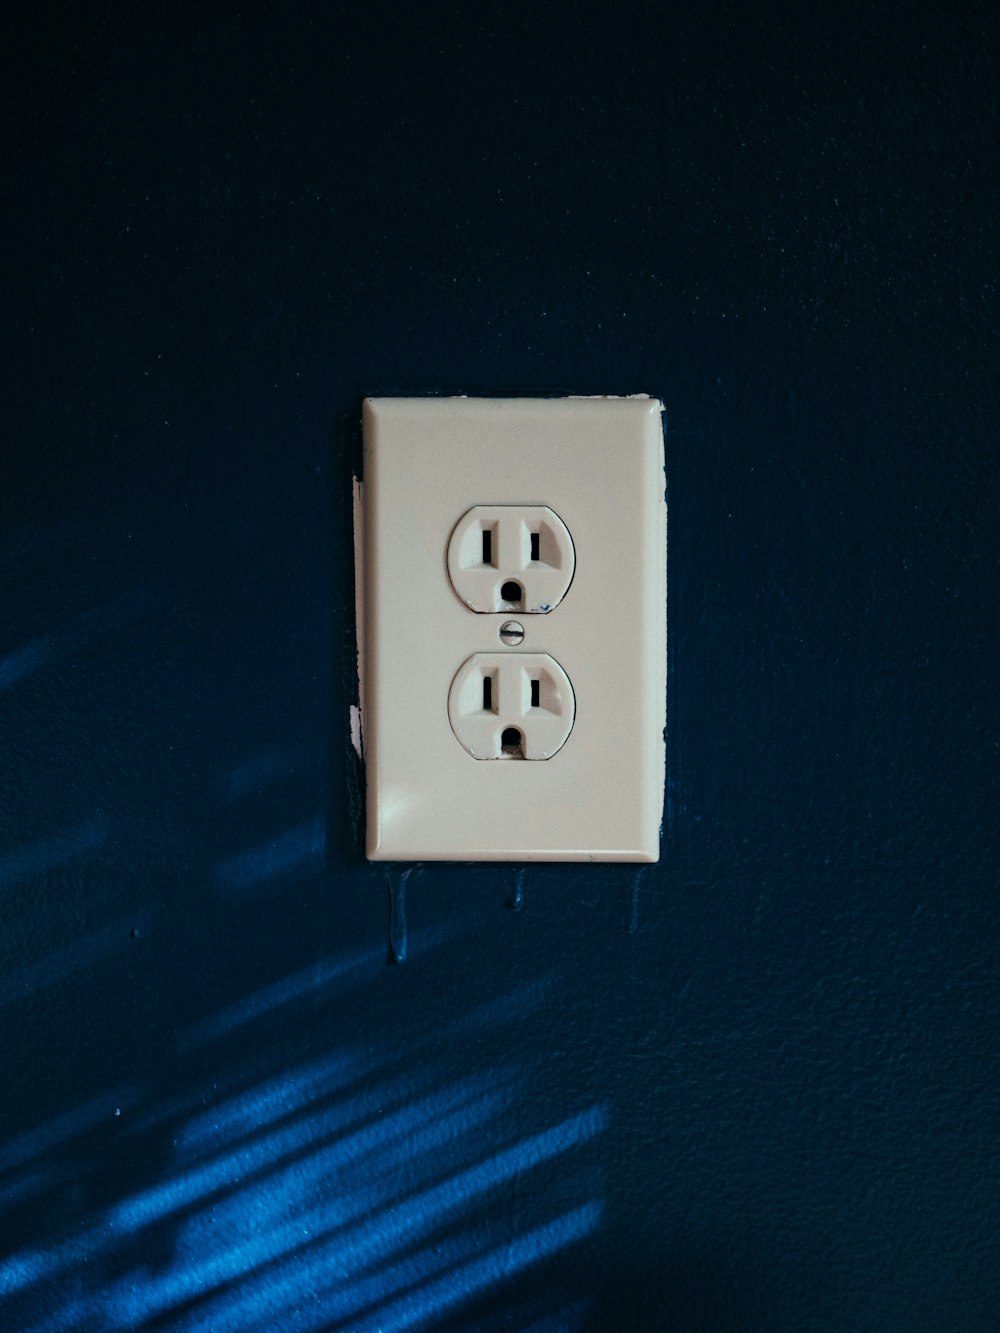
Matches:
[447,505,575,614]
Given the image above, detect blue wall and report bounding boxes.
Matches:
[2,3,997,1329]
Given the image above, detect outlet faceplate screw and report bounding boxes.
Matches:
[499,620,525,646]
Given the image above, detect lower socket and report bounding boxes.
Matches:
[448,652,575,760]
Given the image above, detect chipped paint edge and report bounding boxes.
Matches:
[351,474,365,759]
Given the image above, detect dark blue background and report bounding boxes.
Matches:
[2,2,997,1329]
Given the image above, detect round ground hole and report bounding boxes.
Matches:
[501,726,523,756]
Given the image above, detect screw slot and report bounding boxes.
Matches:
[499,620,524,646]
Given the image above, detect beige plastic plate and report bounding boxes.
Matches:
[359,396,666,862]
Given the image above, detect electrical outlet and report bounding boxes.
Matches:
[359,396,666,862]
[448,652,575,760]
[447,505,575,613]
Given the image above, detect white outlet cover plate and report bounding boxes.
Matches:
[360,396,666,862]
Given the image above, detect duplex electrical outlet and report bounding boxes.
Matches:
[360,396,666,862]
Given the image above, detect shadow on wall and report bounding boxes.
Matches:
[0,909,607,1331]
[579,1249,783,1333]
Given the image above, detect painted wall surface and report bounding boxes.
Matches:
[2,4,997,1330]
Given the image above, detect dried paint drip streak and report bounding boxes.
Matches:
[386,869,410,965]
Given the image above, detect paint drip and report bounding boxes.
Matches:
[386,868,411,964]
[506,869,525,911]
